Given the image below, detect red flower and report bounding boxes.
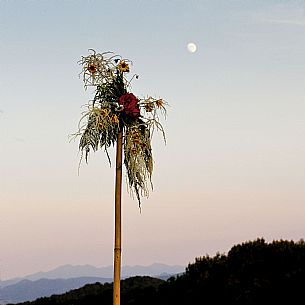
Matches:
[119,93,140,119]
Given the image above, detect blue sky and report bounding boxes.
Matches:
[0,0,304,279]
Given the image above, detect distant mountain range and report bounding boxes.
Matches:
[0,263,185,304]
[0,277,111,304]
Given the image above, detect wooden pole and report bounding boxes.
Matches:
[113,128,123,305]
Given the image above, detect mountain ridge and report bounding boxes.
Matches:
[0,263,184,304]
[1,263,184,287]
[0,277,112,304]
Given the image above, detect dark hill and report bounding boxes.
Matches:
[13,238,305,305]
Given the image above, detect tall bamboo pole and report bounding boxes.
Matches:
[113,128,123,305]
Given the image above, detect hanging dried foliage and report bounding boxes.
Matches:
[72,50,167,206]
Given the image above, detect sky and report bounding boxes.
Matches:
[0,0,304,280]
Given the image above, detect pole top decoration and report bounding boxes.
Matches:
[73,49,167,207]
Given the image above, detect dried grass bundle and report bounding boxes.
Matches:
[73,50,167,206]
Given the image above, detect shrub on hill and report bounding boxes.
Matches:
[158,238,305,304]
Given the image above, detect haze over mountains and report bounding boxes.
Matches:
[1,263,184,287]
[0,263,184,304]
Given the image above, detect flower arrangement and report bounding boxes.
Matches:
[73,50,167,206]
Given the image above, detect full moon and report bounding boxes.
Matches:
[187,42,197,53]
